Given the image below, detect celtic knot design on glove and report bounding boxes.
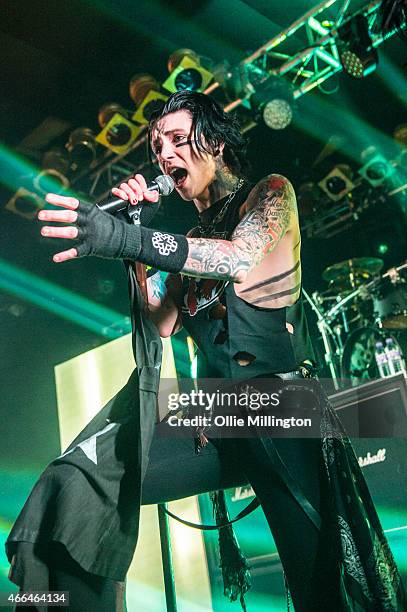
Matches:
[151,232,179,256]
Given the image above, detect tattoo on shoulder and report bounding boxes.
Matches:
[181,175,296,283]
[232,174,296,264]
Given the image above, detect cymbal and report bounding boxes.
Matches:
[323,258,383,284]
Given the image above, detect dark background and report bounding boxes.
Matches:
[0,0,406,545]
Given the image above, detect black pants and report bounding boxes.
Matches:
[32,428,341,612]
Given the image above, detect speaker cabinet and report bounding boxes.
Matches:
[199,374,407,610]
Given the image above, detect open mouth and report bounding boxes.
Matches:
[169,167,188,187]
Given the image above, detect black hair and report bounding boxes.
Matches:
[148,91,249,178]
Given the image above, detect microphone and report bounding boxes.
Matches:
[96,174,175,215]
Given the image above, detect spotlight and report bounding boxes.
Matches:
[96,112,141,155]
[263,99,292,130]
[163,49,213,93]
[130,74,168,125]
[34,169,69,195]
[318,166,355,201]
[250,77,294,130]
[167,49,200,73]
[130,74,160,106]
[377,243,389,255]
[98,103,131,128]
[359,154,394,186]
[33,148,70,194]
[42,148,70,175]
[5,188,44,220]
[66,127,97,167]
[338,15,378,78]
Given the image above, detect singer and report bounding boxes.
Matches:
[6,92,406,611]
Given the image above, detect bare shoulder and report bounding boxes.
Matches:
[234,174,297,250]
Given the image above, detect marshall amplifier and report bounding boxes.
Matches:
[329,373,407,438]
[329,373,407,566]
[199,374,407,610]
[328,374,407,513]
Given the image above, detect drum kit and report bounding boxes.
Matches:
[305,258,407,389]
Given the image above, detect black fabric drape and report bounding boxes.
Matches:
[6,264,162,585]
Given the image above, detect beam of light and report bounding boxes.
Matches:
[294,94,407,212]
[376,54,407,108]
[84,0,243,60]
[294,88,400,165]
[0,258,131,339]
[0,143,66,196]
[0,143,39,192]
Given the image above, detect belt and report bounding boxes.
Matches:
[274,364,317,380]
[275,369,303,380]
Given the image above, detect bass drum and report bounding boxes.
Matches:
[341,326,403,386]
[373,278,407,329]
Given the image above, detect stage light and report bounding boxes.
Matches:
[167,49,200,73]
[263,99,292,130]
[96,106,141,155]
[5,187,44,220]
[130,74,168,125]
[98,103,130,129]
[42,148,70,175]
[66,127,97,167]
[250,77,294,130]
[338,15,378,78]
[318,166,355,201]
[34,148,70,194]
[163,49,213,93]
[359,154,394,186]
[378,243,389,255]
[34,169,69,195]
[130,74,160,106]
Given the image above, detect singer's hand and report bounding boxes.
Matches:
[39,194,80,262]
[111,173,159,205]
[39,193,142,262]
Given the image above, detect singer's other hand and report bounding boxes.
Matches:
[39,194,80,262]
[111,173,159,205]
[39,193,143,263]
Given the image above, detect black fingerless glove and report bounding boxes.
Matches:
[75,202,189,274]
[75,204,142,259]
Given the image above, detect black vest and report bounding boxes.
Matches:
[181,183,315,377]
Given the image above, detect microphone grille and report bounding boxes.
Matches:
[155,174,175,196]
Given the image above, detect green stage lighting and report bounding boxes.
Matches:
[338,15,378,78]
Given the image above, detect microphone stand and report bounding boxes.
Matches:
[127,205,178,611]
[303,288,341,390]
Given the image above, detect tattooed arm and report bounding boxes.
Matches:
[147,272,183,337]
[183,174,296,283]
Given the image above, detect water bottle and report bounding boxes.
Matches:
[374,341,391,378]
[385,337,406,375]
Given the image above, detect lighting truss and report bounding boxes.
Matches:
[223,0,393,111]
[70,0,398,200]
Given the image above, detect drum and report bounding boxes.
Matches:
[340,326,404,385]
[373,279,407,329]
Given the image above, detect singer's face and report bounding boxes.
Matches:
[151,110,218,203]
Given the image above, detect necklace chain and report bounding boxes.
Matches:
[198,179,245,237]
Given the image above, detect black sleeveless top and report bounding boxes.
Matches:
[180,182,315,378]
